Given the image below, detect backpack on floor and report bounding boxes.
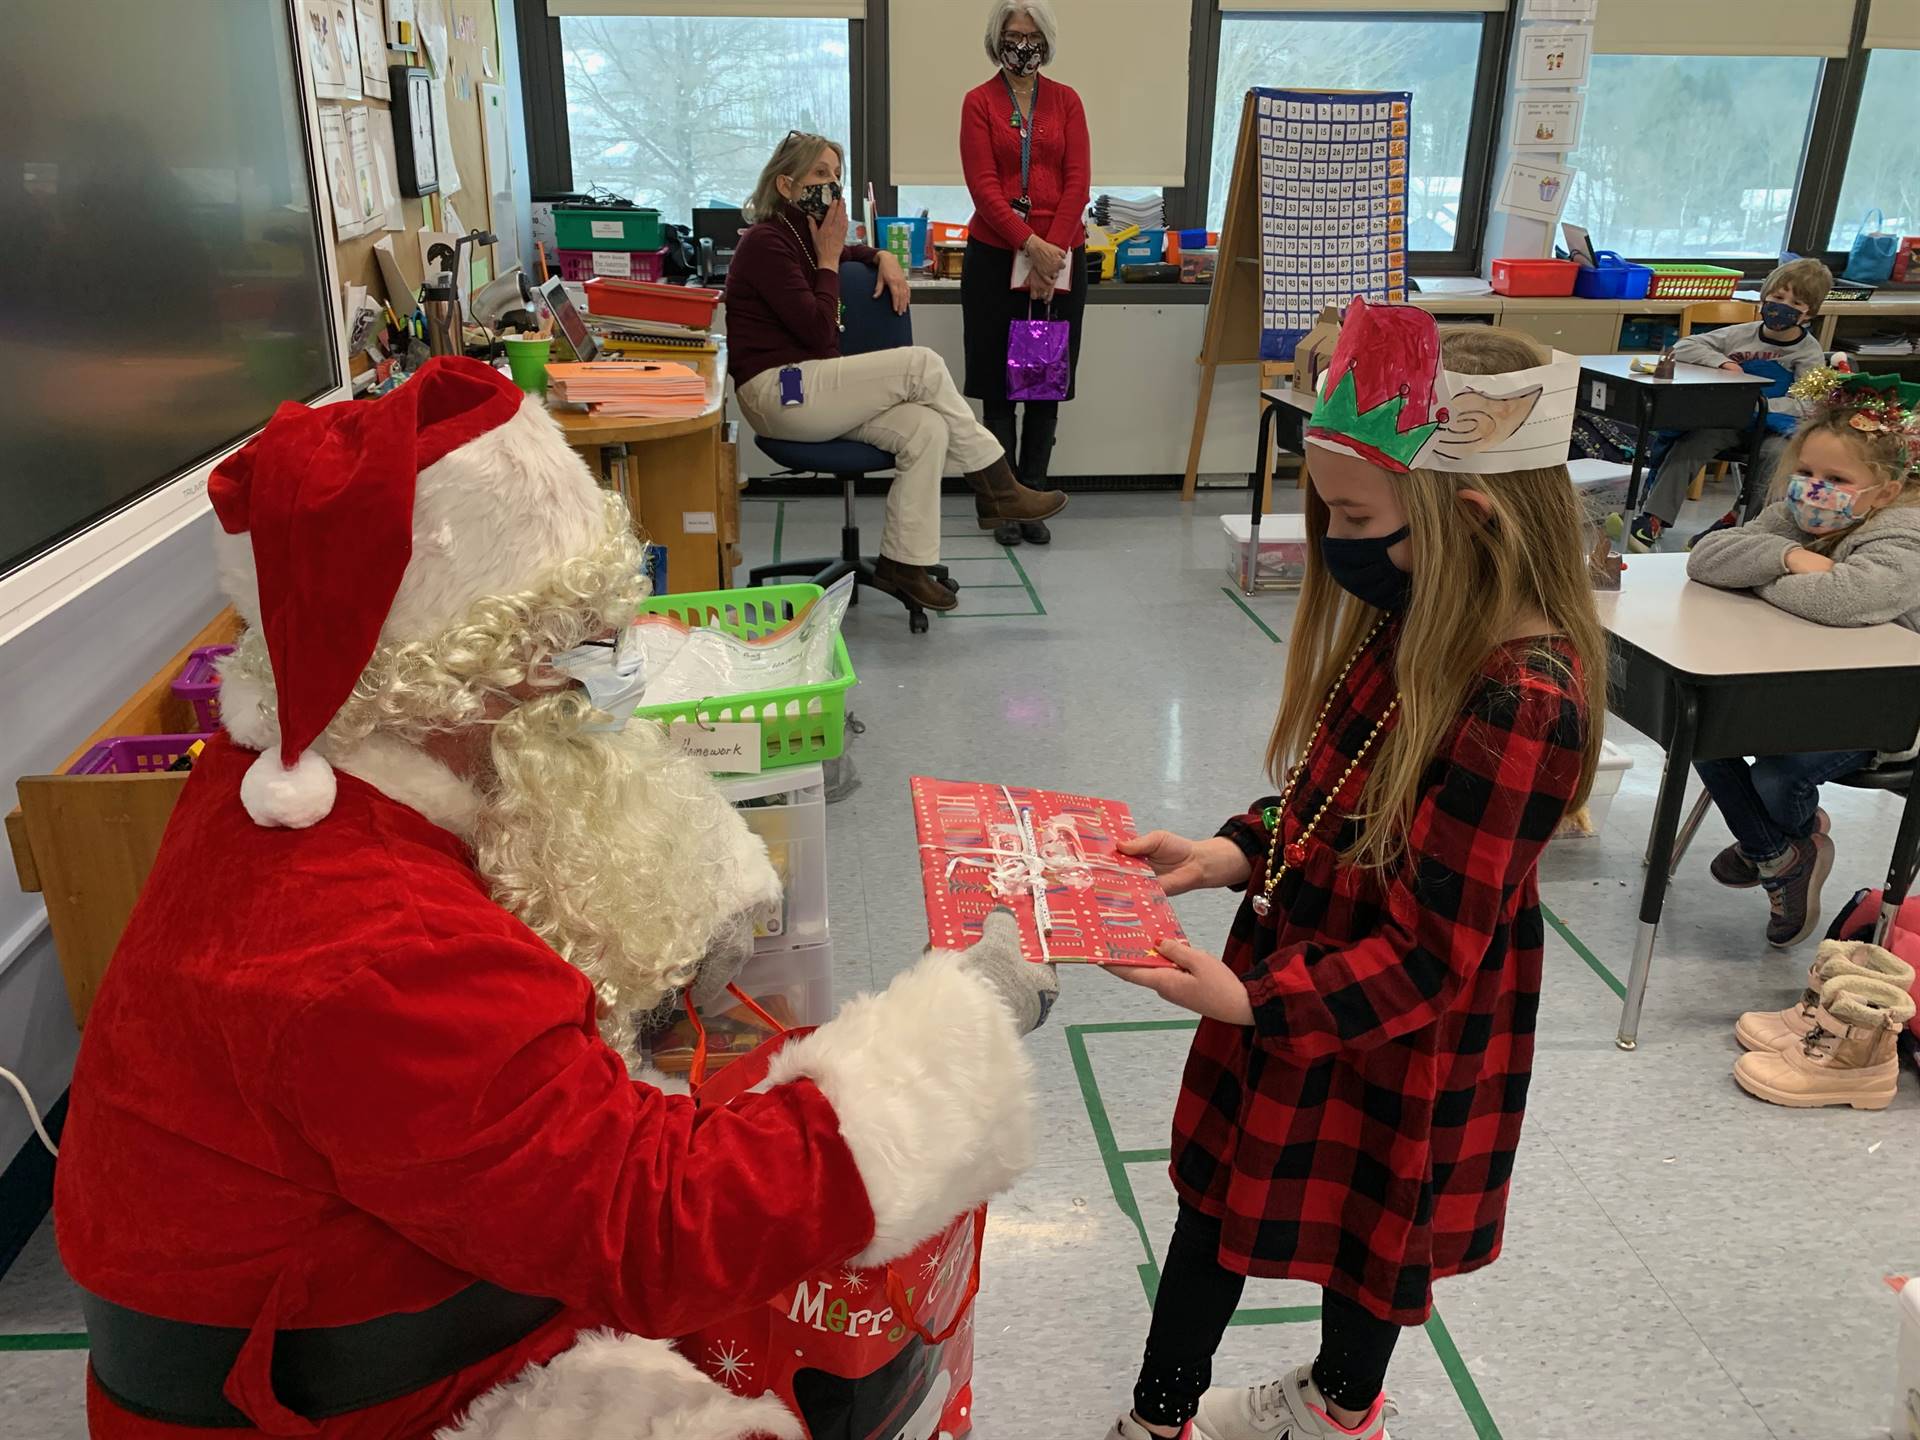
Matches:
[1826,887,1920,1045]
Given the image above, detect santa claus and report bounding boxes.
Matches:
[52,358,1055,1440]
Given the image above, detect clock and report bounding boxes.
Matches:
[389,66,438,197]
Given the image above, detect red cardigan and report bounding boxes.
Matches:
[723,201,880,387]
[960,74,1091,254]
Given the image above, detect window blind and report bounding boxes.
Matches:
[1594,0,1852,58]
[1867,0,1920,48]
[546,2,865,18]
[888,0,1191,187]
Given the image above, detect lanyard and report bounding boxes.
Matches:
[1002,72,1036,205]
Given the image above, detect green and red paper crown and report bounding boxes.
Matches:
[1305,297,1447,472]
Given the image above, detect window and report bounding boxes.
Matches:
[558,15,853,223]
[1561,55,1821,259]
[1209,13,1486,249]
[1828,48,1920,249]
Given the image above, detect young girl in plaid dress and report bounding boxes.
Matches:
[1105,307,1605,1440]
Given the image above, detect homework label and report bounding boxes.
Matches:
[591,219,625,239]
[669,722,762,774]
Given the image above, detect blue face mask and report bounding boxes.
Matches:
[1784,475,1883,534]
[1762,300,1805,334]
[1320,525,1412,611]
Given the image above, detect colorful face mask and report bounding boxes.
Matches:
[1001,37,1046,75]
[1761,300,1806,333]
[1784,475,1884,534]
[792,179,842,222]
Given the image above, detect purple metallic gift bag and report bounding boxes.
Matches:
[1006,303,1070,402]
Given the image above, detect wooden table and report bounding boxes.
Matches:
[550,345,739,594]
[1597,554,1920,1049]
[1577,355,1772,514]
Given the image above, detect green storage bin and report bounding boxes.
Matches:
[631,584,858,771]
[553,206,664,253]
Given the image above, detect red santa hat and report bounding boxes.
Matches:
[210,357,608,829]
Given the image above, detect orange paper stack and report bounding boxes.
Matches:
[546,361,710,418]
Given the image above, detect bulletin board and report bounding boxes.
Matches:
[328,0,509,357]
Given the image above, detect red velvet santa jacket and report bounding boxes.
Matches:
[55,736,1030,1439]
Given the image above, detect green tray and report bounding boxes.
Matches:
[1645,263,1742,300]
[632,584,857,771]
[553,206,664,252]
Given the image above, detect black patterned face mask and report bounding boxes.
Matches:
[792,180,842,222]
[1001,37,1046,76]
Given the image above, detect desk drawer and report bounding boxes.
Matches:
[1501,308,1620,356]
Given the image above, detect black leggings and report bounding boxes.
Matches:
[1133,1204,1403,1428]
[980,398,1060,486]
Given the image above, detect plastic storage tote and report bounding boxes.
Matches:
[171,645,234,731]
[631,585,858,772]
[1491,258,1579,297]
[552,206,663,253]
[1555,739,1633,839]
[1115,230,1165,267]
[719,766,829,949]
[647,940,835,1077]
[1221,513,1309,588]
[582,278,723,330]
[1645,264,1742,301]
[1572,251,1654,301]
[555,247,666,283]
[66,734,213,776]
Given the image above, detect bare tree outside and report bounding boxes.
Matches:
[1561,55,1820,258]
[1828,48,1920,248]
[1210,15,1483,245]
[560,16,852,223]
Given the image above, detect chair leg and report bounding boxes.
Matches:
[1687,467,1706,501]
[1646,787,1714,873]
[839,476,862,567]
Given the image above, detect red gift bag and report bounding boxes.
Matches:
[675,992,984,1440]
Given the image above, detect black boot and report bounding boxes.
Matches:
[982,399,1023,546]
[1016,402,1060,545]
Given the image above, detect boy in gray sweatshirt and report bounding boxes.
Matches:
[1628,257,1833,552]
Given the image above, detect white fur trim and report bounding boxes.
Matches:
[438,1329,801,1440]
[239,749,337,830]
[329,735,484,840]
[764,954,1035,1266]
[634,1063,691,1096]
[390,397,608,642]
[216,666,276,752]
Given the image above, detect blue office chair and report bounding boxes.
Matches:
[746,260,956,634]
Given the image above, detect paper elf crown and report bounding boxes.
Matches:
[1789,367,1920,474]
[1305,296,1580,475]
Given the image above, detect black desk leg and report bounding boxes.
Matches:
[1625,388,1653,512]
[1739,402,1768,520]
[1873,782,1920,944]
[1244,401,1281,597]
[1619,683,1699,1050]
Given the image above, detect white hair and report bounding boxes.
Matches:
[984,0,1058,65]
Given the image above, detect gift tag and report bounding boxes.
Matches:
[669,721,762,774]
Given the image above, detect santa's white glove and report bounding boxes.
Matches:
[688,910,758,1011]
[954,908,1058,1036]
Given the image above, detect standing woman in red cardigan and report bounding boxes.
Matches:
[959,0,1091,547]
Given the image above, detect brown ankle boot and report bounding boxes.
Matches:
[964,456,1069,529]
[1736,940,1916,1053]
[872,556,959,612]
[1733,974,1915,1110]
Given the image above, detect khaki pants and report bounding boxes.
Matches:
[737,347,1003,566]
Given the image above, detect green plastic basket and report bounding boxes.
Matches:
[1645,264,1743,301]
[632,584,857,771]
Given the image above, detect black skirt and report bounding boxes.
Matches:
[960,237,1088,403]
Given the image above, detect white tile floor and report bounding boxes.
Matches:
[4,485,1918,1440]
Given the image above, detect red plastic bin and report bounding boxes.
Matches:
[171,645,234,730]
[582,278,723,331]
[66,734,213,776]
[1490,258,1579,297]
[555,247,666,283]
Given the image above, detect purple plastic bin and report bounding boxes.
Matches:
[172,645,234,730]
[66,734,214,776]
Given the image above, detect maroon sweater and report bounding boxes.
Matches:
[724,202,880,387]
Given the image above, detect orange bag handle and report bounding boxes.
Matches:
[883,1207,987,1347]
[686,983,789,1091]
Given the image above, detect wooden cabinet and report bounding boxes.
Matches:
[1500,304,1623,356]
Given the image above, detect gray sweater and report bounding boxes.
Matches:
[1671,321,1828,422]
[1689,500,1920,759]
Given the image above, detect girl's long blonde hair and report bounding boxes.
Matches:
[744,132,844,224]
[1767,411,1920,554]
[1267,325,1606,870]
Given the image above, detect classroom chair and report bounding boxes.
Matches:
[1256,359,1308,507]
[1678,300,1761,501]
[745,260,957,635]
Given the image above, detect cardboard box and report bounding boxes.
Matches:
[1292,304,1343,402]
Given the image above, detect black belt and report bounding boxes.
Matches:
[82,1282,565,1429]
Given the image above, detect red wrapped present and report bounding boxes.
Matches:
[911,776,1181,967]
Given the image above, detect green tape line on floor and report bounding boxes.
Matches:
[1067,1026,1164,1304]
[1541,902,1627,999]
[1222,587,1284,645]
[0,1333,88,1351]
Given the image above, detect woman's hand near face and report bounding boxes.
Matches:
[810,199,850,268]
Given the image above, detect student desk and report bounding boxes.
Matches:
[550,344,740,592]
[1596,554,1920,1049]
[1577,355,1772,514]
[1245,387,1315,594]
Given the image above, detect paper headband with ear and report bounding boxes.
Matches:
[1305,296,1578,475]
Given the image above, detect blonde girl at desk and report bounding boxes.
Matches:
[1100,304,1601,1440]
[1687,373,1920,953]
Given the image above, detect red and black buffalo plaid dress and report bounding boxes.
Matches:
[1171,625,1588,1325]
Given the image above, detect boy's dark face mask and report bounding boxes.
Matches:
[1762,300,1805,333]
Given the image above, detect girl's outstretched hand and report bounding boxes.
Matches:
[1119,832,1252,895]
[1110,939,1254,1026]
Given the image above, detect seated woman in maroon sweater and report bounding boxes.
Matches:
[727,133,1065,614]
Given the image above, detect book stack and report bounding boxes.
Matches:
[547,361,711,418]
[591,316,719,357]
[1091,192,1166,232]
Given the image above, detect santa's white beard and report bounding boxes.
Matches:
[473,690,768,1056]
